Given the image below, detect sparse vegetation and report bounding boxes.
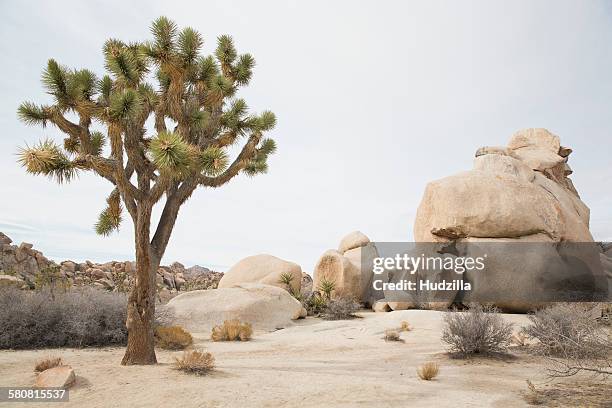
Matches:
[211,319,253,342]
[34,356,63,372]
[417,362,439,380]
[384,329,402,342]
[278,272,294,289]
[523,379,545,405]
[303,292,327,316]
[522,303,606,359]
[318,277,336,300]
[34,265,70,298]
[154,326,193,350]
[173,349,215,376]
[321,297,360,320]
[521,303,612,377]
[441,303,513,356]
[399,321,411,332]
[0,286,127,349]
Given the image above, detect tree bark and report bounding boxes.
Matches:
[121,206,158,365]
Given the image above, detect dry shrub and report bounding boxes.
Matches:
[155,326,193,350]
[211,320,252,342]
[321,297,360,320]
[417,362,439,380]
[521,303,612,378]
[0,286,127,349]
[521,303,607,359]
[173,349,215,376]
[384,329,402,342]
[399,321,411,332]
[34,356,63,372]
[441,304,513,356]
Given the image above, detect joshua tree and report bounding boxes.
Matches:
[16,17,277,365]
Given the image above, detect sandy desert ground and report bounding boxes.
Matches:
[0,310,609,408]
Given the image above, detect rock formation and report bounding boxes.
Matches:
[0,233,54,284]
[218,254,302,294]
[313,231,381,305]
[164,283,304,333]
[0,232,222,296]
[409,128,609,311]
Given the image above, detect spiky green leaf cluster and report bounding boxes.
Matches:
[17,139,77,183]
[109,89,142,120]
[200,147,229,176]
[17,102,50,127]
[95,189,123,235]
[149,131,193,175]
[103,39,147,87]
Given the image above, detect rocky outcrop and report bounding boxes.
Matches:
[164,283,304,333]
[0,233,55,285]
[218,254,302,294]
[411,129,609,311]
[415,129,591,243]
[0,232,222,295]
[313,231,381,305]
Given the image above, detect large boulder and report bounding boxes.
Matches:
[313,232,380,304]
[218,254,302,294]
[411,129,608,312]
[164,283,303,334]
[338,231,370,254]
[313,249,360,299]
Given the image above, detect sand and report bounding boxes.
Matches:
[0,310,608,407]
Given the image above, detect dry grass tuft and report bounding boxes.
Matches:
[211,319,253,342]
[173,349,215,376]
[399,321,411,332]
[417,362,439,380]
[523,380,544,405]
[384,329,402,342]
[155,325,193,350]
[34,356,63,373]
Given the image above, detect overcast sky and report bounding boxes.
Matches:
[0,0,610,272]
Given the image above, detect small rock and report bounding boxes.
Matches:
[0,274,25,287]
[35,366,75,389]
[372,301,391,313]
[0,232,12,245]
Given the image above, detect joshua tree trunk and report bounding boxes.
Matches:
[121,207,158,365]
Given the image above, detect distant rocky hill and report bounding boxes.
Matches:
[0,232,223,297]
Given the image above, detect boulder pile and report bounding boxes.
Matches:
[410,128,610,311]
[0,232,223,295]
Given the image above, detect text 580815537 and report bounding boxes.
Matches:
[0,388,68,402]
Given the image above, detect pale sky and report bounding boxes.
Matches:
[1,0,611,272]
